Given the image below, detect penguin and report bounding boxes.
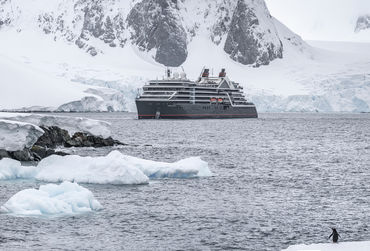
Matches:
[328,228,340,243]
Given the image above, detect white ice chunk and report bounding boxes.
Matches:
[0,158,38,180]
[0,119,44,151]
[0,113,111,138]
[282,241,370,251]
[0,181,102,216]
[36,151,212,184]
[0,151,212,184]
[36,151,150,185]
[121,155,213,179]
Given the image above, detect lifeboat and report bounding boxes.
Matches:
[218,98,223,103]
[210,98,217,103]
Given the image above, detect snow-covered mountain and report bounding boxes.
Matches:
[0,0,369,113]
[0,0,286,67]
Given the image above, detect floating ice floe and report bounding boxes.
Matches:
[0,158,38,180]
[0,181,102,216]
[282,241,370,251]
[36,151,150,185]
[0,119,44,151]
[36,151,212,185]
[0,151,212,185]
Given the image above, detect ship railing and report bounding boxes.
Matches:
[168,91,177,100]
[224,92,253,107]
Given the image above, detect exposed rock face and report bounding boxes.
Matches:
[34,126,125,148]
[0,126,125,161]
[1,0,291,67]
[127,0,188,67]
[224,0,283,66]
[36,0,127,56]
[355,15,370,33]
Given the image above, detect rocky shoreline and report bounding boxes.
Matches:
[0,125,125,162]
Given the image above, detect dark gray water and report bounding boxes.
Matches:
[1,113,370,251]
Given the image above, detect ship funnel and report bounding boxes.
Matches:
[219,68,226,78]
[202,68,209,78]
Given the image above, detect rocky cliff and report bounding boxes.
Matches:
[0,0,295,67]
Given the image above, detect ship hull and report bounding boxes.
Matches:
[136,100,258,119]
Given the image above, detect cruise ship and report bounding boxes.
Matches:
[135,68,258,119]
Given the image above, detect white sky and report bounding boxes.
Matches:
[265,0,370,42]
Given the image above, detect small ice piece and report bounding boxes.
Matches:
[0,181,102,216]
[36,151,150,185]
[0,158,38,180]
[0,119,44,151]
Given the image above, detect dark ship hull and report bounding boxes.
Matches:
[136,100,258,119]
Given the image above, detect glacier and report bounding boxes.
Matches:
[0,181,102,216]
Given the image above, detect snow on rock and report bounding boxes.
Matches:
[0,113,111,138]
[0,119,44,151]
[283,241,370,251]
[0,181,102,216]
[0,158,38,180]
[36,151,212,184]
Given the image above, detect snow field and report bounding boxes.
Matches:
[283,241,370,251]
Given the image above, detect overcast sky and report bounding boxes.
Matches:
[265,0,370,42]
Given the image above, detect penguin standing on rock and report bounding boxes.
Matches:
[328,228,340,243]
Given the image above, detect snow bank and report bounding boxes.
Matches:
[0,113,111,138]
[283,241,370,251]
[0,119,44,151]
[0,181,102,216]
[0,158,38,180]
[36,151,212,184]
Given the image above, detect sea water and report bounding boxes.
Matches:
[0,113,369,251]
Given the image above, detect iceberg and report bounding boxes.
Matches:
[36,151,212,184]
[0,158,38,180]
[0,181,102,216]
[283,241,370,251]
[0,150,212,185]
[36,151,150,185]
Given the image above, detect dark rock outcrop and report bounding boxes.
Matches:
[224,0,283,66]
[355,15,370,33]
[127,0,188,67]
[34,126,125,149]
[0,126,125,162]
[36,126,71,148]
